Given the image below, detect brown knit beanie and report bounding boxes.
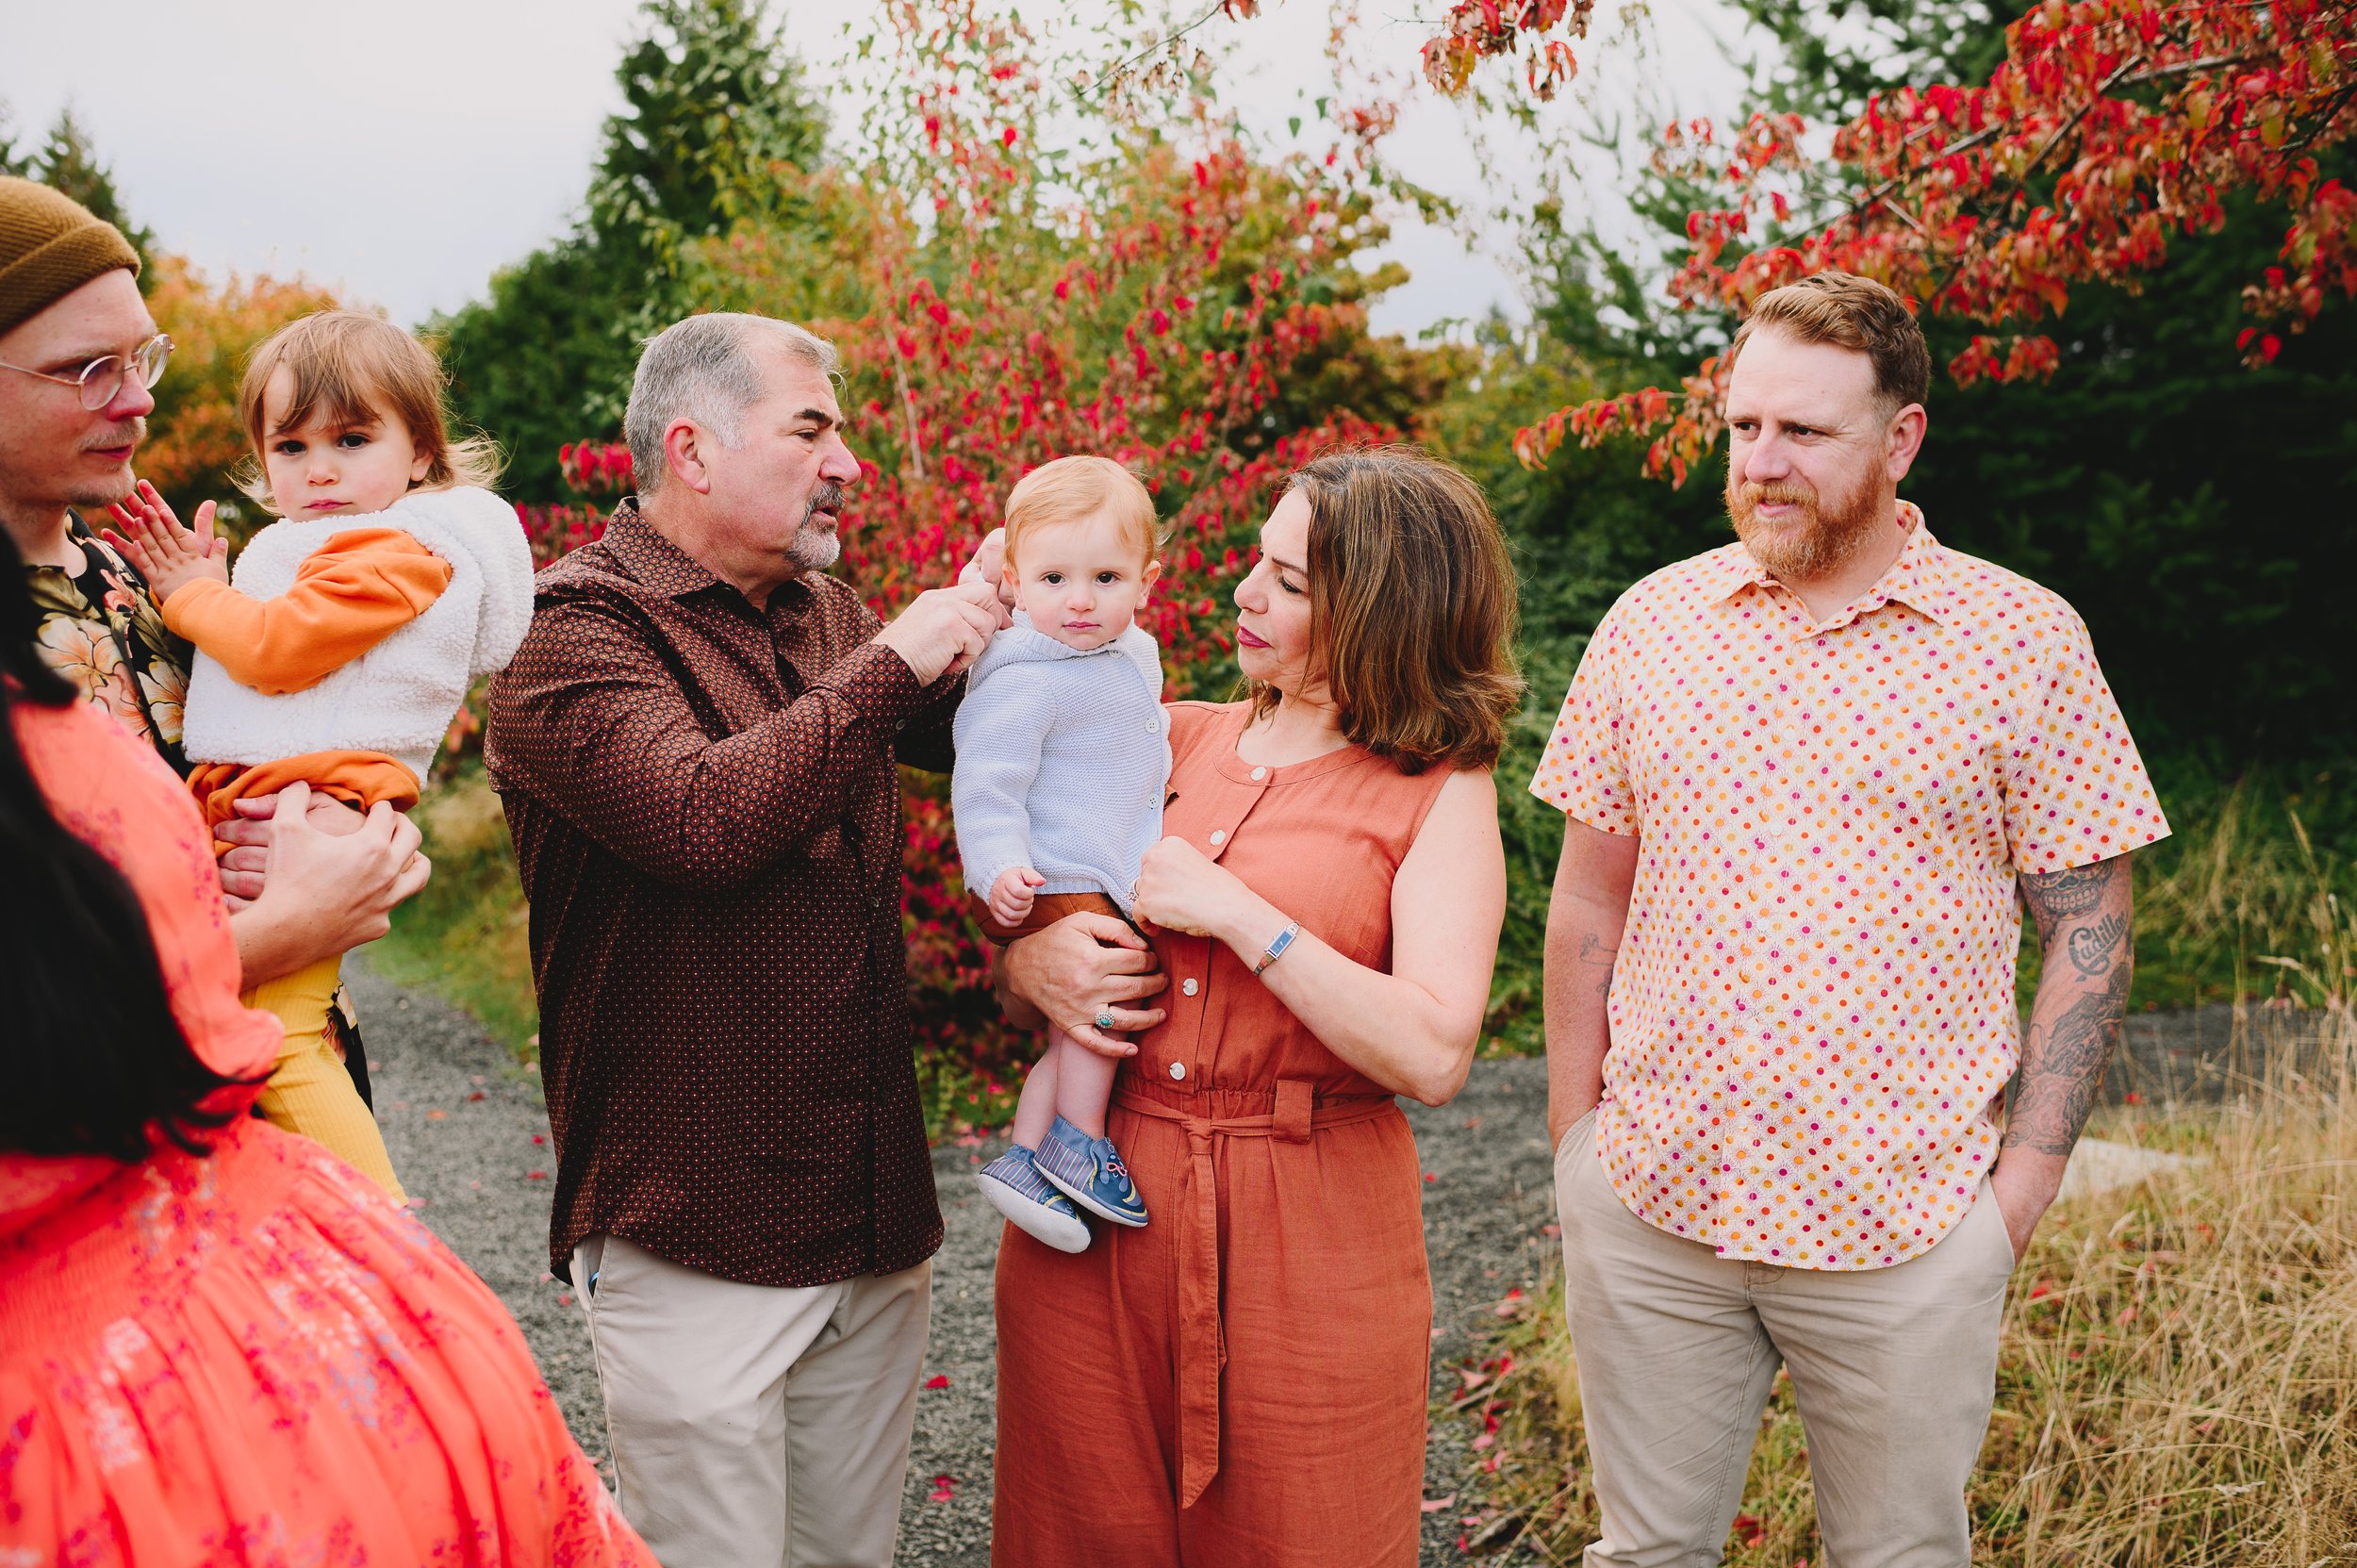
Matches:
[0,175,141,338]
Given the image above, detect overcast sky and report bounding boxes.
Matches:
[0,0,1759,338]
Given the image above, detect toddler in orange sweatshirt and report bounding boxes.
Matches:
[107,311,534,1198]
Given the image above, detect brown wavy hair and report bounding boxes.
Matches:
[1249,446,1523,773]
[236,310,502,511]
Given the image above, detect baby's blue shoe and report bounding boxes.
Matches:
[1033,1115,1149,1228]
[976,1147,1091,1253]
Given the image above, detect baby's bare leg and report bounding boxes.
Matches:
[1008,1043,1059,1149]
[1051,1026,1118,1140]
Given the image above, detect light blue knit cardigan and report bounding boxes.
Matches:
[951,611,1169,915]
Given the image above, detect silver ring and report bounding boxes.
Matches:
[1095,1013,1115,1032]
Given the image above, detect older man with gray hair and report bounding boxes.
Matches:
[486,312,1009,1567]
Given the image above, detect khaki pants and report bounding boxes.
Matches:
[1554,1113,2015,1568]
[573,1235,932,1568]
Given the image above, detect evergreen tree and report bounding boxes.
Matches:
[31,107,157,278]
[437,0,826,502]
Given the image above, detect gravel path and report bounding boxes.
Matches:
[353,955,2292,1565]
[350,956,1559,1566]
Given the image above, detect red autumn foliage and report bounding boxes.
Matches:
[514,1,1416,1105]
[1449,0,2357,479]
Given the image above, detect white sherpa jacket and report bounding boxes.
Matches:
[180,486,536,783]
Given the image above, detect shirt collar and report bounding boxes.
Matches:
[1708,500,1953,628]
[600,499,811,608]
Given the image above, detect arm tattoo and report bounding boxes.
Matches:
[2006,856,2135,1158]
[2067,911,2130,976]
[1577,931,1616,999]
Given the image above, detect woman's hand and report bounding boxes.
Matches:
[102,480,228,604]
[230,783,432,986]
[1132,835,1267,942]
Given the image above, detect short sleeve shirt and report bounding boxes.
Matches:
[1530,504,2168,1269]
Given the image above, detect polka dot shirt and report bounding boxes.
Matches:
[1530,505,2168,1269]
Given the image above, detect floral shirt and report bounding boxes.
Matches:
[1531,504,2168,1270]
[19,515,372,1087]
[25,516,193,776]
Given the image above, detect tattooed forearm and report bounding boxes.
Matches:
[2007,962,2131,1155]
[2067,911,2130,976]
[2018,859,2112,942]
[2006,855,2136,1159]
[1576,931,1616,999]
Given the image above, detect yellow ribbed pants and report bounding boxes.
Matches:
[243,955,405,1201]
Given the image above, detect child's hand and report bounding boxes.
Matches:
[989,867,1045,927]
[103,479,228,604]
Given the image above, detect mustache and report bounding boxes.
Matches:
[802,482,847,523]
[88,417,148,452]
[1734,480,1815,509]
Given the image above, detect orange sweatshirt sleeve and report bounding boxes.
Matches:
[160,528,454,695]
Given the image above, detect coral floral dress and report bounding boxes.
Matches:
[0,695,651,1566]
[994,701,1451,1567]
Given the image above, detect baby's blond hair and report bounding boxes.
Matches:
[237,310,501,510]
[1003,456,1161,568]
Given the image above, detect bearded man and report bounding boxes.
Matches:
[1530,272,2168,1566]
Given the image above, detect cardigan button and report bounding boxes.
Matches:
[1249,766,1267,781]
[1182,978,1198,997]
[1209,829,1227,845]
[1169,1062,1188,1081]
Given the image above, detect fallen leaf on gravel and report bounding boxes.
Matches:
[924,1374,950,1389]
[1421,1494,1455,1513]
[470,1091,486,1101]
[928,1476,956,1502]
[557,1294,572,1307]
[526,1170,549,1180]
[1423,1173,1437,1184]
[1492,1288,1524,1316]
[532,1134,546,1145]
[426,1110,448,1121]
[1472,1432,1493,1450]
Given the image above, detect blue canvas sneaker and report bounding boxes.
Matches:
[1033,1114,1149,1228]
[976,1146,1092,1253]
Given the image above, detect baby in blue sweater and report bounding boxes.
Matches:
[955,456,1169,1253]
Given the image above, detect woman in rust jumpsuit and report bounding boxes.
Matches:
[991,448,1524,1566]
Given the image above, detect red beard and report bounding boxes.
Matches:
[1725,471,1885,579]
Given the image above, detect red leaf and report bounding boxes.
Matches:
[1421,1494,1457,1512]
[924,1374,951,1389]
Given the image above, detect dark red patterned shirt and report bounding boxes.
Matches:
[485,503,959,1288]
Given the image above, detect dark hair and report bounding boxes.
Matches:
[0,531,245,1161]
[1252,446,1524,773]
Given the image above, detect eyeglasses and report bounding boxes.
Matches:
[0,333,173,410]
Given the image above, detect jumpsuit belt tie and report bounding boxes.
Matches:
[1112,1080,1398,1509]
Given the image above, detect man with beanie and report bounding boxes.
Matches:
[0,174,423,1044]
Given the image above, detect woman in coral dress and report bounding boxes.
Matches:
[0,536,650,1567]
[991,449,1523,1566]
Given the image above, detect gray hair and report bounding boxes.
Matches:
[624,313,840,495]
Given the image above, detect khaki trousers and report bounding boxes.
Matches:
[1554,1113,2015,1568]
[573,1234,932,1568]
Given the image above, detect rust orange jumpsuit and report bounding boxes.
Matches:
[993,700,1452,1567]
